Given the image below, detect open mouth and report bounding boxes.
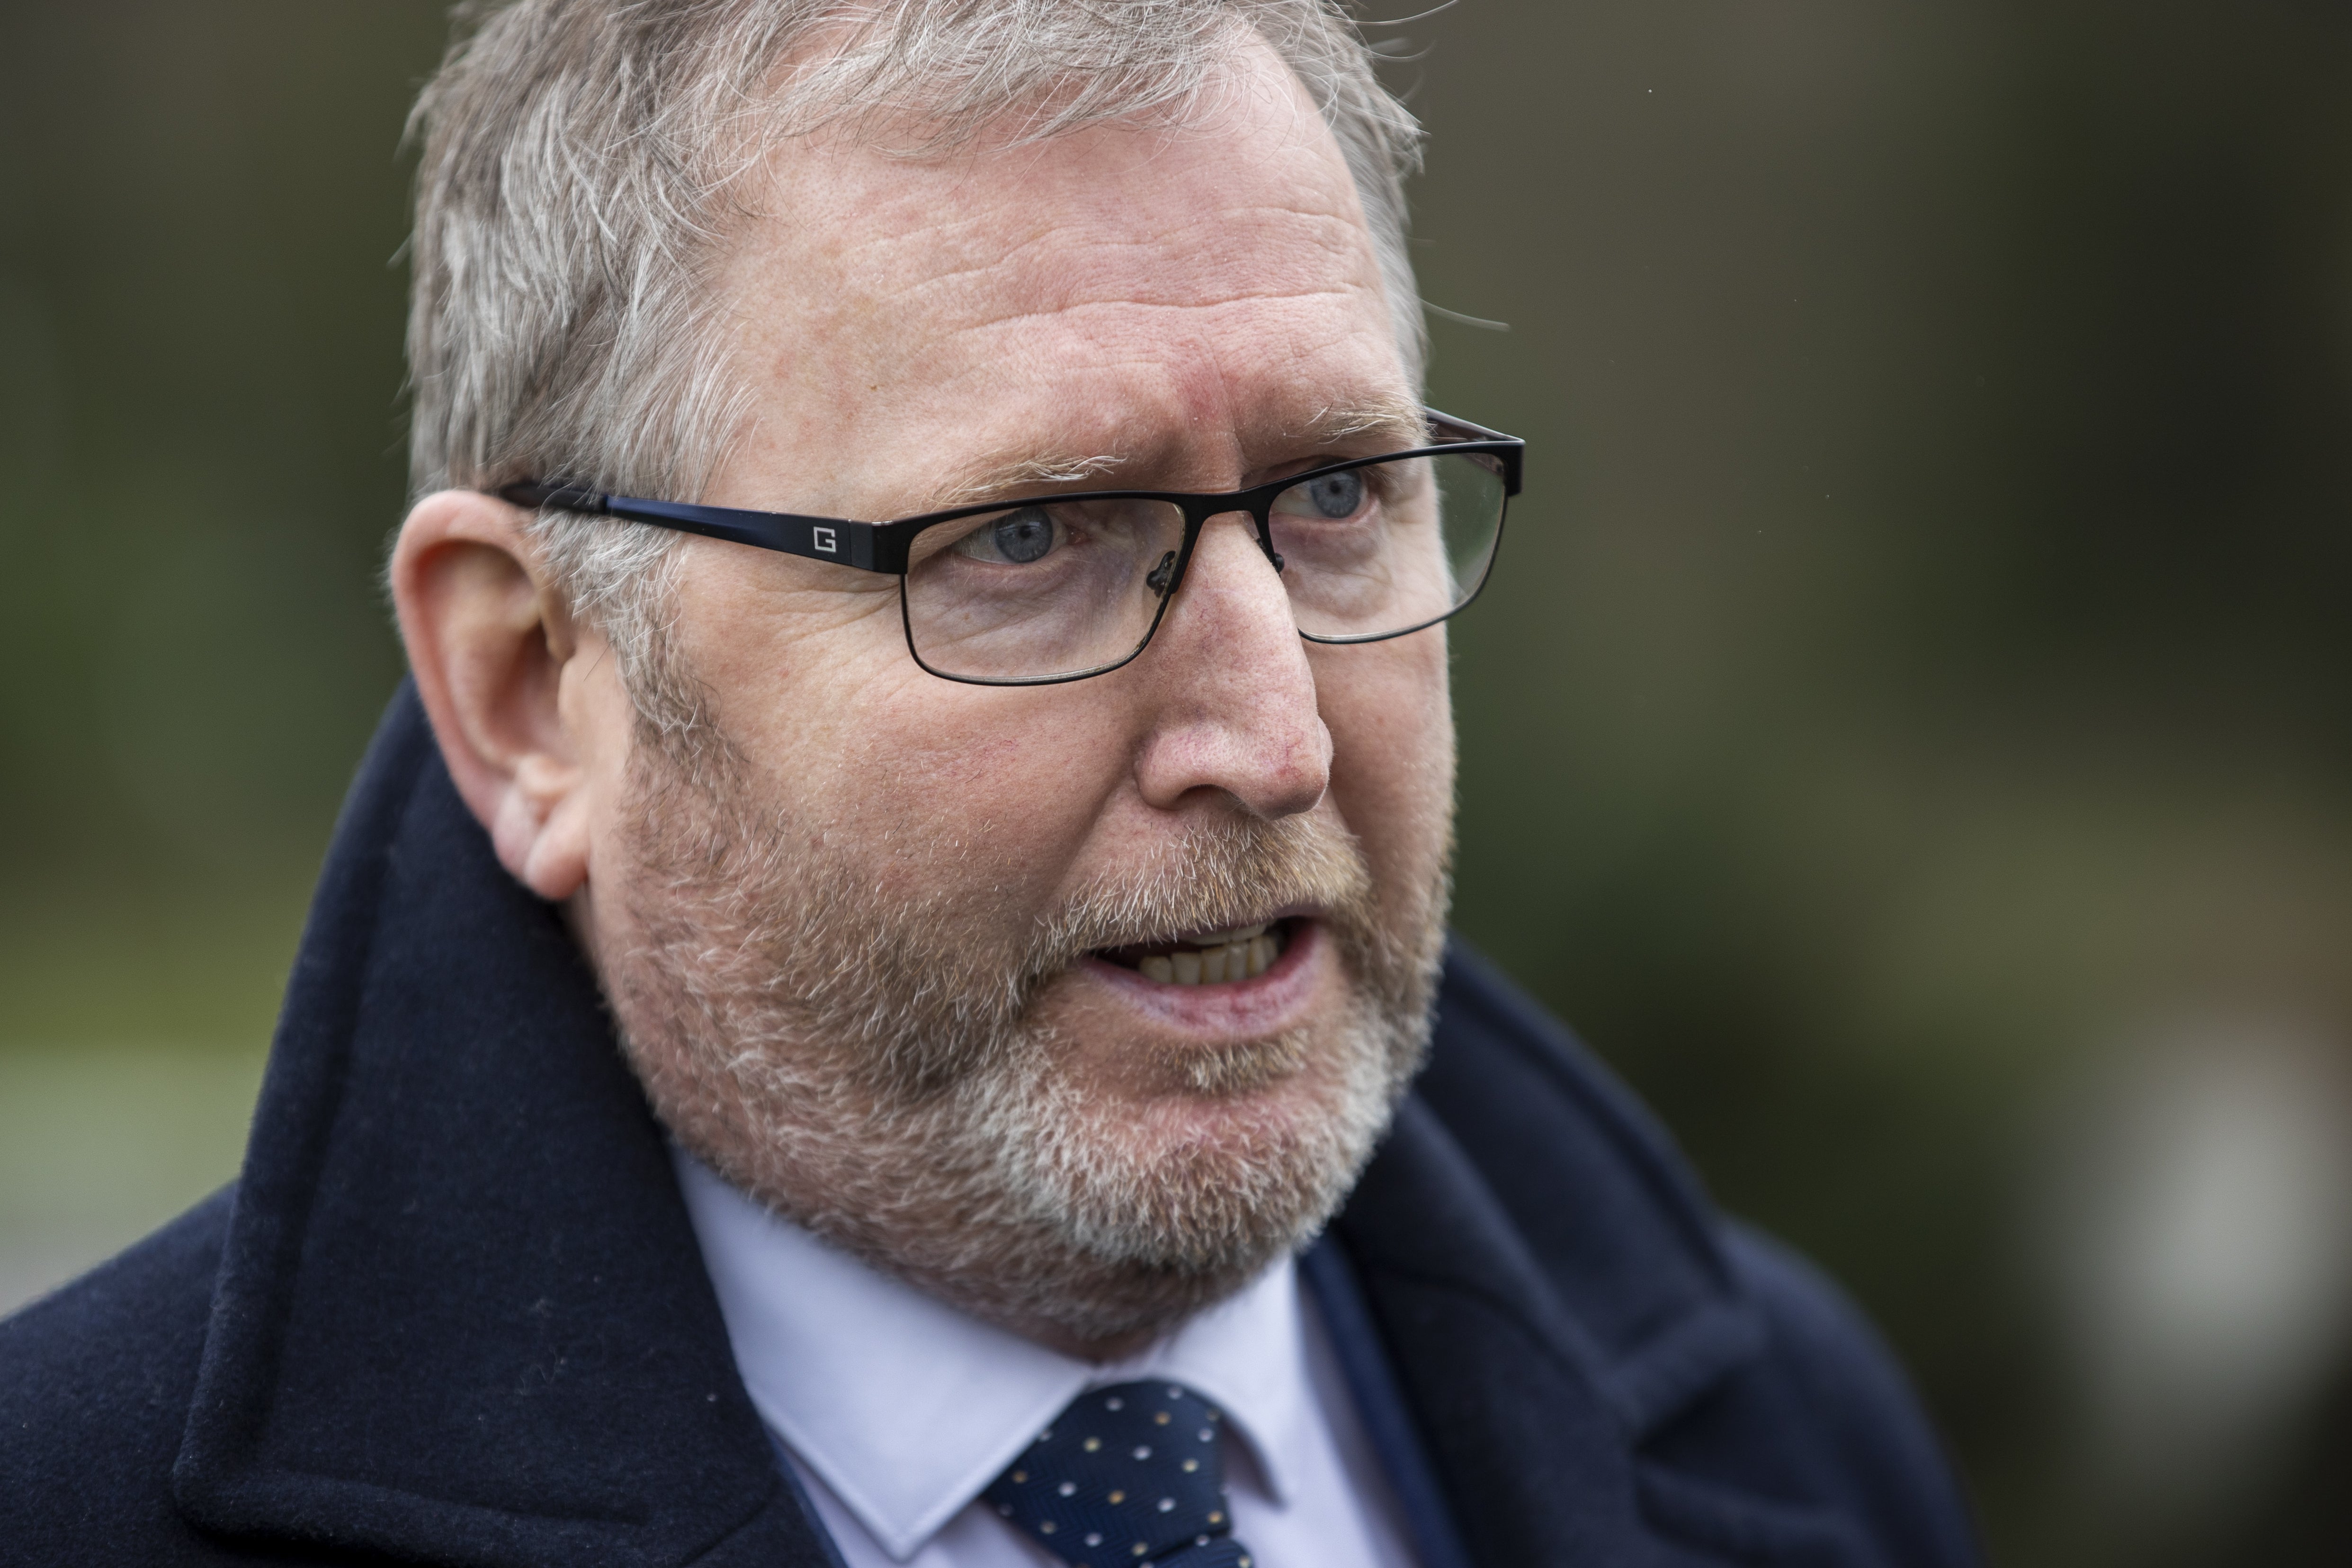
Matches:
[1094,918,1298,987]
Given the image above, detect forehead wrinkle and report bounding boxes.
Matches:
[927,288,1379,373]
[900,293,1413,446]
[924,300,1404,454]
[845,235,1367,347]
[889,261,1396,399]
[821,169,1372,322]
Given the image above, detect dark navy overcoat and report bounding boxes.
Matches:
[0,686,1979,1566]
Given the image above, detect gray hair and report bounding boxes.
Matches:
[404,0,1426,720]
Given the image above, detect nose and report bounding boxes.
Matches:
[1130,511,1332,820]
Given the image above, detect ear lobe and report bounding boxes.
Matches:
[389,490,600,901]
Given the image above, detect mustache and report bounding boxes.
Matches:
[1025,812,1377,975]
[862,811,1379,1099]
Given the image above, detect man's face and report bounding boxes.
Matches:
[580,42,1456,1349]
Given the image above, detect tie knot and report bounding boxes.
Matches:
[984,1381,1254,1568]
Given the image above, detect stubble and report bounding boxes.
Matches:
[595,722,1449,1347]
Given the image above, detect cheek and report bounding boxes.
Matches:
[670,543,906,775]
[845,704,1122,874]
[565,631,654,876]
[1315,633,1456,889]
[837,696,1145,921]
[676,550,1141,907]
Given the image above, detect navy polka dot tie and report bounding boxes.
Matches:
[984,1381,1257,1568]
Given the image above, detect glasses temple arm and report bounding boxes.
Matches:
[494,482,891,572]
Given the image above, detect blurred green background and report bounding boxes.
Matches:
[4,3,2351,1563]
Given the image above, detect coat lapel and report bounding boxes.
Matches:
[1336,1099,1707,1567]
[1332,948,1892,1568]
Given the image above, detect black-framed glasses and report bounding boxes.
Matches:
[498,407,1523,686]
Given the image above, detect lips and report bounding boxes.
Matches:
[1095,918,1296,987]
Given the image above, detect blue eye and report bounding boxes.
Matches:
[991,507,1055,563]
[1297,470,1364,519]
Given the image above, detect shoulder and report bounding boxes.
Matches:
[1416,942,1979,1566]
[1698,1224,1980,1567]
[0,1187,247,1563]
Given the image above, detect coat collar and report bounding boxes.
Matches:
[172,683,825,1565]
[171,684,1772,1566]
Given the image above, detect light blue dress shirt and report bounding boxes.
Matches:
[673,1149,1421,1568]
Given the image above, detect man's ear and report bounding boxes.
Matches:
[389,490,607,901]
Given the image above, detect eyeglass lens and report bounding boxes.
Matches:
[900,450,1508,683]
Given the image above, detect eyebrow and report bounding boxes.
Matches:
[923,450,1126,511]
[1292,395,1429,450]
[912,395,1429,515]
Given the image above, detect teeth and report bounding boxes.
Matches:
[1183,923,1268,948]
[1137,929,1286,986]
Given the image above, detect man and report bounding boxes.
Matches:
[0,3,1976,1564]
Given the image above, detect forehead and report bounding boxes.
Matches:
[718,39,1410,508]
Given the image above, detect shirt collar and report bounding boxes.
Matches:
[673,1149,1308,1562]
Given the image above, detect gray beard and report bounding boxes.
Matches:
[592,724,1449,1347]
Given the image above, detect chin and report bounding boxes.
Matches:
[983,993,1415,1283]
